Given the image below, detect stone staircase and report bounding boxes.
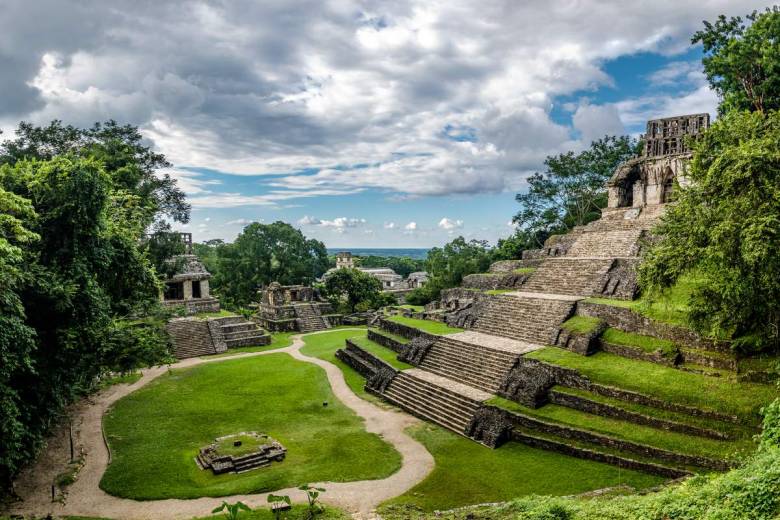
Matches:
[213,316,269,348]
[293,303,329,332]
[418,337,520,393]
[566,229,645,258]
[473,295,576,344]
[521,258,615,296]
[167,318,217,358]
[382,371,485,435]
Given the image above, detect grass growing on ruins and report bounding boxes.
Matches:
[399,304,425,311]
[526,348,777,423]
[386,315,464,335]
[486,396,753,461]
[101,350,401,499]
[378,423,665,513]
[485,289,516,295]
[298,328,406,403]
[560,316,602,334]
[583,274,702,329]
[552,386,752,438]
[601,328,677,356]
[348,336,413,370]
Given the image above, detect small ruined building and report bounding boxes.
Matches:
[196,432,286,475]
[158,233,270,358]
[328,251,429,300]
[607,114,709,209]
[159,234,220,315]
[257,282,341,333]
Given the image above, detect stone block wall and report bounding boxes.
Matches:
[166,318,217,358]
[576,301,730,352]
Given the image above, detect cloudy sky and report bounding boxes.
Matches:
[0,0,764,248]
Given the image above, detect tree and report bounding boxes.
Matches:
[210,222,328,307]
[0,119,190,228]
[638,110,780,352]
[513,136,638,245]
[323,268,387,313]
[693,8,780,114]
[0,119,180,487]
[407,237,494,304]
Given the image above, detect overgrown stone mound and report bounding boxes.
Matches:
[196,432,286,474]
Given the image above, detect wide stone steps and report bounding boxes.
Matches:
[382,372,481,434]
[472,296,575,344]
[521,258,614,296]
[293,303,329,332]
[566,229,644,258]
[418,339,519,393]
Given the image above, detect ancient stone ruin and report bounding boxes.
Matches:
[607,114,709,209]
[160,234,221,315]
[337,115,750,478]
[196,432,286,475]
[257,282,341,332]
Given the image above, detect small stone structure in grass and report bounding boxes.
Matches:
[196,432,286,475]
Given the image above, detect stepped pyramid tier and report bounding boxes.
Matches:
[167,315,270,359]
[340,114,760,477]
[256,282,341,332]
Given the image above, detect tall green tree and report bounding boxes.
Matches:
[323,268,389,312]
[407,237,494,304]
[210,222,328,307]
[0,119,183,487]
[513,136,638,245]
[639,110,780,352]
[693,7,780,114]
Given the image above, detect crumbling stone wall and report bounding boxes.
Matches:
[576,301,730,352]
[554,319,607,355]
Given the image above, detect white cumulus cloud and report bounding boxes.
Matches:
[438,217,464,230]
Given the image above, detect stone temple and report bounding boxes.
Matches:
[337,114,735,478]
[160,233,220,314]
[607,113,709,209]
[257,282,342,332]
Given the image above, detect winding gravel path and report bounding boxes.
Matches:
[7,329,434,519]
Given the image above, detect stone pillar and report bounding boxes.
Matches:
[183,279,193,300]
[201,278,210,298]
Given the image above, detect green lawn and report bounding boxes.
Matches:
[560,316,603,334]
[298,329,395,403]
[101,350,401,499]
[379,423,664,513]
[487,396,753,461]
[208,332,295,357]
[386,315,464,335]
[527,347,778,423]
